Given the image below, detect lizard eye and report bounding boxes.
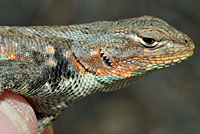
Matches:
[140,37,157,48]
[142,37,155,44]
[136,28,162,48]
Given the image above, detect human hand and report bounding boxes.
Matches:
[0,90,53,134]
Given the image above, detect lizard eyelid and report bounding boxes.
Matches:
[137,28,163,42]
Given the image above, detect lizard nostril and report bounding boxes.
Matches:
[181,38,189,44]
[184,39,188,43]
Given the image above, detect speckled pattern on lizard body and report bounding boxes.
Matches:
[0,16,195,133]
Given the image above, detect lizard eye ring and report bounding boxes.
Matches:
[140,37,157,48]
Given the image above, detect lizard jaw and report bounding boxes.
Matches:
[143,50,194,71]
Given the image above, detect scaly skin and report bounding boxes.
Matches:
[0,16,195,133]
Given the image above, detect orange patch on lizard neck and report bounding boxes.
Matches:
[72,49,141,77]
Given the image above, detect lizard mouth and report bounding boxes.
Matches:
[175,50,194,60]
[144,50,194,71]
[167,47,194,63]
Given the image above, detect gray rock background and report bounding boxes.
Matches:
[0,0,199,134]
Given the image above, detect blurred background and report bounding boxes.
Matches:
[0,0,199,134]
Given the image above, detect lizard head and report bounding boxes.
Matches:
[102,16,194,77]
[94,16,195,77]
[72,16,194,91]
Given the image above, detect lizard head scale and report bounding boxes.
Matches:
[72,16,195,91]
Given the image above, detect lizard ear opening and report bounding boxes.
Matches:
[100,49,113,67]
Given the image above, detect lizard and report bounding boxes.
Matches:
[0,16,195,133]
